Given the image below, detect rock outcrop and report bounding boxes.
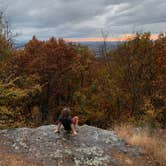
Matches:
[0,125,143,166]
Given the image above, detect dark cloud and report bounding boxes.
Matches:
[0,0,165,41]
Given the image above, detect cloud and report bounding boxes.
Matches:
[1,0,166,41]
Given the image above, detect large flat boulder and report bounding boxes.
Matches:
[0,125,142,166]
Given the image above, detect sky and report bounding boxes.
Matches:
[1,0,166,42]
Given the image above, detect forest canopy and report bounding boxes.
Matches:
[0,32,165,129]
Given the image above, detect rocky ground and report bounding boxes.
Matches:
[0,125,160,166]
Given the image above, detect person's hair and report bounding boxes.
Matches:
[60,107,71,118]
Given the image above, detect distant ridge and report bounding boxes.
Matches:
[14,40,123,56]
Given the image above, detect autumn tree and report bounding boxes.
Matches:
[106,33,156,120]
[151,33,166,126]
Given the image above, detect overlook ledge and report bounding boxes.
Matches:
[0,125,143,166]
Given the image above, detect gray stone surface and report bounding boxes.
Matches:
[0,125,142,166]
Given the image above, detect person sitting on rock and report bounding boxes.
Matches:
[54,107,78,135]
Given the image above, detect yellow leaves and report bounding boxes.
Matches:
[0,106,13,116]
[73,91,86,106]
[0,75,42,107]
[146,109,156,119]
[144,99,156,117]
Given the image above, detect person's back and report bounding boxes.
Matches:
[54,107,78,135]
[58,115,72,131]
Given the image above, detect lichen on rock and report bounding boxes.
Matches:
[0,125,142,166]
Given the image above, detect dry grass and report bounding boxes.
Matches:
[114,125,166,166]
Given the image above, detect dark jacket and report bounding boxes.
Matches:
[58,115,72,131]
